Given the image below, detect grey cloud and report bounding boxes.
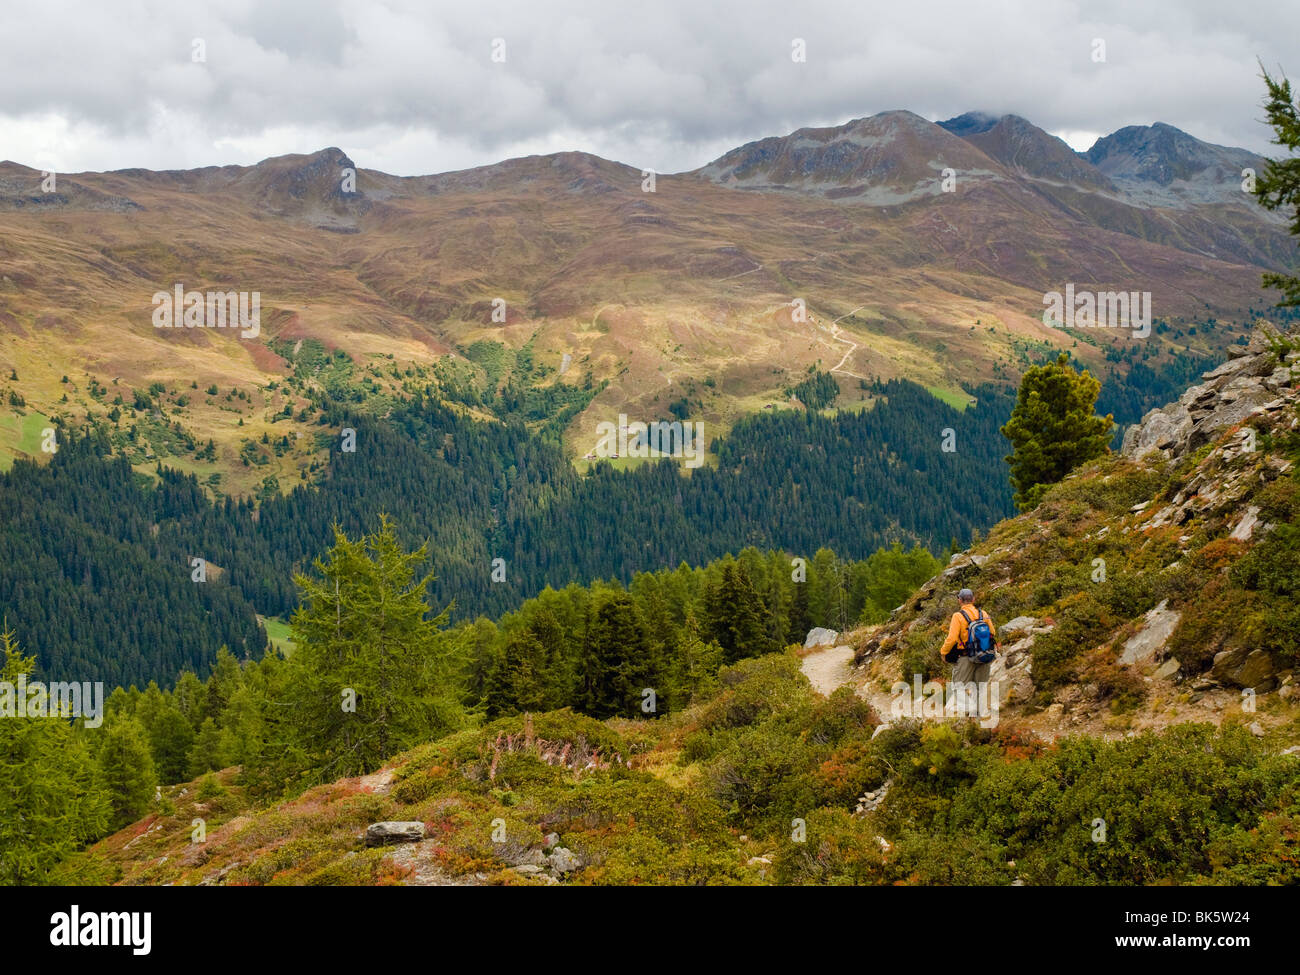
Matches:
[0,0,1296,175]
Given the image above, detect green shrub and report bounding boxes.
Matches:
[1232,522,1300,598]
[952,724,1287,885]
[695,655,811,733]
[1197,787,1300,885]
[1095,571,1161,620]
[812,740,887,808]
[1040,461,1168,516]
[1029,559,1093,610]
[701,721,821,825]
[1031,591,1116,691]
[774,808,886,885]
[888,829,1011,885]
[897,627,940,684]
[804,686,877,747]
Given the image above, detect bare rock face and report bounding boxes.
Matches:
[1119,600,1182,665]
[990,648,1034,705]
[1229,506,1261,542]
[1123,410,1192,457]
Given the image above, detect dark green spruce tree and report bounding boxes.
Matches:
[582,592,659,718]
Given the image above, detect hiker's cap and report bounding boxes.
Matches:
[958,588,974,602]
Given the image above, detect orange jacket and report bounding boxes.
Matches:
[940,605,997,658]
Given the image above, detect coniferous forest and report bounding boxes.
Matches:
[0,377,1015,687]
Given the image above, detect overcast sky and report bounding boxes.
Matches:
[2,0,1297,177]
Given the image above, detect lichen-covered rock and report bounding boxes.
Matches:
[548,847,583,874]
[1237,650,1278,690]
[1212,648,1279,689]
[1001,616,1038,637]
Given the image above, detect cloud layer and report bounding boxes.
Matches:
[2,0,1296,176]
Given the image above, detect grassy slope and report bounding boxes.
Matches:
[257,616,295,656]
[0,408,50,470]
[61,647,1300,886]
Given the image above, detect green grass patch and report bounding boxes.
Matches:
[0,409,52,470]
[925,386,973,412]
[259,615,296,655]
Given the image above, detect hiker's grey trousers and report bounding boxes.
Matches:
[950,656,991,716]
[951,657,991,685]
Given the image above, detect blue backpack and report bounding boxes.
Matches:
[960,608,996,664]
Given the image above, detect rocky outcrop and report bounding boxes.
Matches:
[503,841,586,880]
[842,324,1300,735]
[1211,648,1281,692]
[1000,616,1039,638]
[1122,329,1299,462]
[547,847,582,874]
[990,640,1036,704]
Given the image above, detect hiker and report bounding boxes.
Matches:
[939,588,1000,717]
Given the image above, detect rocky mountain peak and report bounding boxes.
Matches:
[232,146,368,227]
[942,111,1113,190]
[1084,122,1268,207]
[935,111,1003,138]
[694,108,996,201]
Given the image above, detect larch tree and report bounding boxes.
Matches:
[0,628,110,884]
[286,516,465,783]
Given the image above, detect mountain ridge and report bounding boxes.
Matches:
[1,107,1293,501]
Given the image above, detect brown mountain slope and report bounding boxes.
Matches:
[0,110,1291,490]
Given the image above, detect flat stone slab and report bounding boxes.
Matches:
[1119,600,1181,666]
[365,821,426,847]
